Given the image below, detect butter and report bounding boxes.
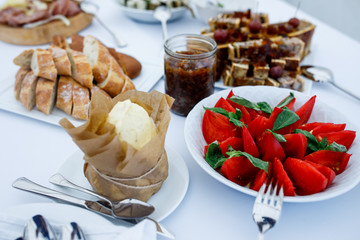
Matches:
[107,100,157,150]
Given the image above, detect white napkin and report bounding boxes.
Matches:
[0,213,156,240]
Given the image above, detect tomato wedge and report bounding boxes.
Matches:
[284,157,328,195]
[311,123,346,136]
[258,130,286,163]
[248,115,270,140]
[305,160,336,187]
[250,169,268,191]
[304,150,351,175]
[316,130,356,150]
[280,133,307,159]
[202,109,236,144]
[215,97,236,113]
[242,125,260,158]
[272,157,295,196]
[220,156,258,186]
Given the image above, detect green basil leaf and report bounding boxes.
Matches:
[276,92,295,108]
[204,107,229,118]
[294,129,319,152]
[319,136,329,149]
[229,116,244,128]
[228,96,258,110]
[205,141,227,169]
[272,109,300,131]
[226,150,269,173]
[325,141,347,152]
[257,102,272,115]
[235,108,242,120]
[267,130,286,142]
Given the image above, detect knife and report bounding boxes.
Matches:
[12,177,175,239]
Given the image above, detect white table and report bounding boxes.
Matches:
[0,0,359,239]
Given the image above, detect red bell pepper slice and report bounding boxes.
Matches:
[215,97,236,113]
[316,130,356,150]
[305,160,336,187]
[202,109,236,144]
[272,157,295,196]
[280,133,307,159]
[247,115,270,140]
[258,131,286,163]
[220,156,258,186]
[311,123,346,136]
[242,125,260,158]
[250,169,268,191]
[304,150,351,175]
[284,157,328,195]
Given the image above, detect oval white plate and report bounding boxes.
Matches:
[118,4,187,23]
[184,86,360,202]
[57,145,189,221]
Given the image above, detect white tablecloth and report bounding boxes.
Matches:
[0,0,359,239]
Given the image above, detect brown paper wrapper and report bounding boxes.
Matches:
[60,90,174,201]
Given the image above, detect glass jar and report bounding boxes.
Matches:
[164,34,217,116]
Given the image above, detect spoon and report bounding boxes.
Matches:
[154,6,171,41]
[301,65,360,101]
[49,173,155,219]
[61,222,86,240]
[23,215,57,240]
[80,1,127,47]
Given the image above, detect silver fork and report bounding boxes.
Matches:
[252,182,284,240]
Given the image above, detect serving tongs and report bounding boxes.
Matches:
[12,177,175,239]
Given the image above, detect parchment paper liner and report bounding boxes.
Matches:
[60,90,174,201]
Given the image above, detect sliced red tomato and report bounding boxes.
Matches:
[215,97,236,113]
[258,131,286,163]
[267,107,283,130]
[284,157,328,195]
[204,137,243,158]
[247,108,269,120]
[220,156,258,186]
[304,150,351,175]
[276,95,296,110]
[250,169,268,191]
[226,92,252,125]
[226,90,235,98]
[202,109,236,144]
[280,133,307,159]
[316,130,356,150]
[247,115,270,140]
[242,125,260,158]
[311,123,346,136]
[297,122,322,132]
[305,160,336,187]
[272,157,295,196]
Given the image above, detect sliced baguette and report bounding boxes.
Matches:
[15,68,30,100]
[19,71,38,111]
[97,57,127,97]
[49,45,72,76]
[72,81,90,120]
[13,49,34,69]
[35,77,58,115]
[121,76,136,93]
[66,49,93,89]
[31,49,58,81]
[91,85,111,100]
[56,76,75,115]
[83,35,111,83]
[52,35,69,49]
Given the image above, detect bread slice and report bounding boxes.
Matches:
[14,68,30,100]
[49,45,72,76]
[72,81,90,120]
[52,35,68,49]
[121,76,136,93]
[70,34,84,52]
[36,77,58,115]
[19,71,38,111]
[108,48,142,79]
[91,85,111,100]
[13,49,34,69]
[56,76,75,115]
[83,35,111,83]
[31,49,58,81]
[97,57,127,97]
[66,49,93,89]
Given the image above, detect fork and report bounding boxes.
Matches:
[252,182,284,240]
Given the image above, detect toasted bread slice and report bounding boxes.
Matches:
[36,77,58,115]
[83,35,111,83]
[31,49,58,81]
[66,49,93,89]
[13,49,34,69]
[49,45,72,76]
[72,81,90,120]
[56,76,75,115]
[14,68,30,100]
[19,71,38,111]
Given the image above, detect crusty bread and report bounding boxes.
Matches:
[13,49,34,69]
[14,68,30,100]
[19,71,38,111]
[97,57,127,97]
[91,85,111,100]
[83,35,111,83]
[108,48,142,79]
[36,77,58,115]
[70,34,84,52]
[72,81,90,120]
[121,76,136,93]
[66,49,93,89]
[31,49,58,81]
[56,76,75,115]
[52,35,69,50]
[49,45,72,76]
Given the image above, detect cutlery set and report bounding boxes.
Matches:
[12,174,175,239]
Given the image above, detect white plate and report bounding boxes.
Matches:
[184,86,360,202]
[57,145,189,221]
[0,60,162,126]
[214,78,313,96]
[118,4,187,23]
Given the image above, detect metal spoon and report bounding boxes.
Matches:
[301,65,360,101]
[23,215,57,240]
[154,6,171,41]
[80,1,127,47]
[49,173,155,219]
[61,222,86,240]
